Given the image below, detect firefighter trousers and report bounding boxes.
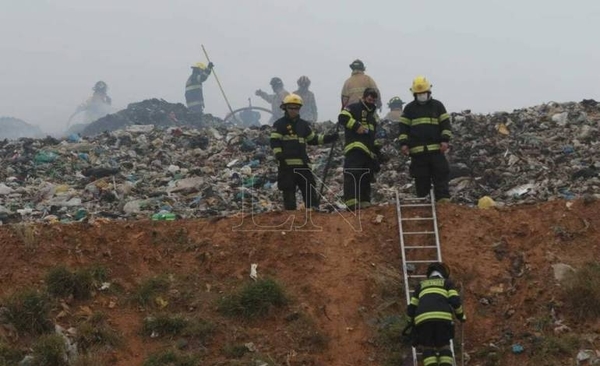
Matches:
[277,166,318,210]
[409,152,450,200]
[343,150,374,210]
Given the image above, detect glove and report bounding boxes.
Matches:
[275,153,286,167]
[208,62,214,69]
[323,133,339,143]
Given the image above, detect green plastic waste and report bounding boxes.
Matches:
[152,213,176,221]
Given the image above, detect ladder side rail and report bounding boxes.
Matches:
[430,188,443,262]
[395,190,413,305]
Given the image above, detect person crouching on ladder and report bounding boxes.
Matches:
[407,262,466,366]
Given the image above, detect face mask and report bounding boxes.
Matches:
[416,93,429,103]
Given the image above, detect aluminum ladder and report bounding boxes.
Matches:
[395,189,457,366]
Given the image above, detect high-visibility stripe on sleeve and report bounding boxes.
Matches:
[441,130,452,138]
[270,132,283,139]
[399,116,411,125]
[439,113,450,121]
[272,147,282,154]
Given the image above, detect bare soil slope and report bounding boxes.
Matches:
[1,200,599,365]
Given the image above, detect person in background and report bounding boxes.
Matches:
[293,76,318,122]
[185,61,214,113]
[340,59,382,109]
[256,77,289,124]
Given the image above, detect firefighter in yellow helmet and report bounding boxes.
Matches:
[340,59,382,109]
[256,77,289,124]
[407,262,465,366]
[185,62,214,113]
[398,76,452,202]
[270,94,339,210]
[293,76,318,122]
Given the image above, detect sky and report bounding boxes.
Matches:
[1,0,599,134]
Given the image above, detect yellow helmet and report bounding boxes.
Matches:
[410,76,432,94]
[282,93,303,106]
[192,62,207,70]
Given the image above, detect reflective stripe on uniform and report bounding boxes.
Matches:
[415,311,453,324]
[270,132,283,139]
[411,117,439,126]
[448,289,459,297]
[318,134,324,144]
[440,113,450,121]
[186,84,202,91]
[439,356,454,365]
[306,132,316,142]
[187,101,203,107]
[409,144,441,154]
[423,356,438,366]
[441,129,452,138]
[284,158,304,166]
[345,198,358,207]
[272,147,282,154]
[419,288,448,298]
[399,117,411,125]
[340,110,357,129]
[398,134,408,141]
[344,142,375,158]
[410,297,419,306]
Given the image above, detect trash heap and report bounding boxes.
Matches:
[81,99,227,136]
[0,99,599,223]
[0,116,44,140]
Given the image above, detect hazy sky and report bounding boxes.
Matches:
[1,0,599,134]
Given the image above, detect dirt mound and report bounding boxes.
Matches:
[1,200,599,365]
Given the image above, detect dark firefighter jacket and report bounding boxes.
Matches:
[398,98,452,155]
[337,101,381,159]
[407,276,465,325]
[185,68,212,108]
[270,115,333,166]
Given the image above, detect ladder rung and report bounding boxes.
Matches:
[406,259,438,264]
[401,217,434,221]
[400,204,432,207]
[403,231,436,235]
[405,245,438,249]
[408,274,427,278]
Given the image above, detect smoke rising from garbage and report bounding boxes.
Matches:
[0,0,599,136]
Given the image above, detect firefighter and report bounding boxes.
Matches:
[407,262,465,366]
[72,81,112,125]
[384,96,404,122]
[185,62,214,113]
[270,94,338,210]
[398,76,452,202]
[338,88,383,211]
[293,76,318,122]
[256,77,289,124]
[340,59,382,109]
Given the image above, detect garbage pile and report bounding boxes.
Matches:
[81,99,226,136]
[0,117,44,140]
[0,99,599,224]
